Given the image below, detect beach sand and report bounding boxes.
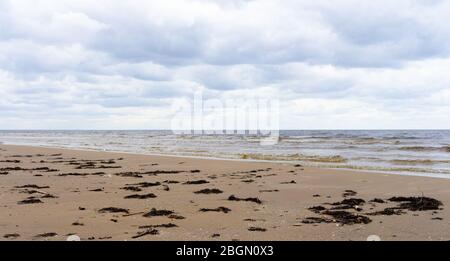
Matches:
[1,144,449,241]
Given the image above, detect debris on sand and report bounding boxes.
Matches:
[34,232,58,238]
[98,207,129,214]
[183,180,209,185]
[308,205,327,213]
[0,160,21,163]
[330,198,366,210]
[168,214,185,220]
[18,198,43,204]
[148,170,184,175]
[78,207,86,211]
[124,193,157,199]
[115,172,143,178]
[228,195,262,204]
[199,207,231,213]
[72,222,84,226]
[259,189,279,193]
[0,167,28,171]
[117,170,183,176]
[132,229,159,239]
[322,210,372,225]
[138,223,178,229]
[75,163,121,169]
[143,208,174,217]
[367,208,405,216]
[121,186,142,192]
[342,190,357,197]
[58,172,105,177]
[33,167,59,172]
[128,182,161,188]
[280,180,297,184]
[388,196,443,211]
[41,194,58,199]
[89,188,104,192]
[248,227,267,232]
[211,234,221,238]
[190,170,201,173]
[163,180,180,184]
[369,198,386,204]
[305,202,371,225]
[194,188,223,194]
[301,217,332,224]
[3,233,20,239]
[15,184,50,189]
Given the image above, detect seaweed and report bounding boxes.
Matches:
[199,207,231,213]
[15,184,50,189]
[3,233,20,239]
[388,196,442,211]
[342,190,357,197]
[132,229,159,239]
[248,227,267,232]
[143,208,174,217]
[194,188,223,194]
[322,210,372,225]
[183,180,209,185]
[228,195,262,204]
[98,207,129,214]
[18,198,43,204]
[124,193,157,199]
[34,232,58,238]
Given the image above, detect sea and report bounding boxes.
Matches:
[0,130,449,178]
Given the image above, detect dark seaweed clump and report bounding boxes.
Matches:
[194,188,223,194]
[330,198,365,210]
[248,227,267,232]
[183,180,209,185]
[132,229,159,239]
[143,208,174,217]
[199,207,231,213]
[342,190,357,197]
[98,207,129,214]
[18,198,43,204]
[228,195,262,204]
[388,196,442,211]
[124,193,157,199]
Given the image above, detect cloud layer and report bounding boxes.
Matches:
[0,0,449,129]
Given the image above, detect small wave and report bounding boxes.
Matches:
[398,146,448,152]
[389,159,450,166]
[238,153,347,163]
[326,164,450,175]
[445,145,450,152]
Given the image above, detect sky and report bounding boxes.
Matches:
[0,0,449,130]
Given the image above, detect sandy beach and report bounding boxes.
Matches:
[1,144,449,241]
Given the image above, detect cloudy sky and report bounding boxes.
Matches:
[1,0,449,130]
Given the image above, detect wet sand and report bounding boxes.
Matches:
[1,144,449,241]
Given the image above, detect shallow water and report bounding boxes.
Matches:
[0,130,449,177]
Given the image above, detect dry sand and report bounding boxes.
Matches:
[1,144,449,241]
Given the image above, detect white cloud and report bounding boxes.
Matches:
[0,0,449,129]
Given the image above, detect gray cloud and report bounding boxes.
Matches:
[0,0,449,129]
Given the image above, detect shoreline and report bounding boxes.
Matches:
[2,142,449,180]
[1,144,450,241]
